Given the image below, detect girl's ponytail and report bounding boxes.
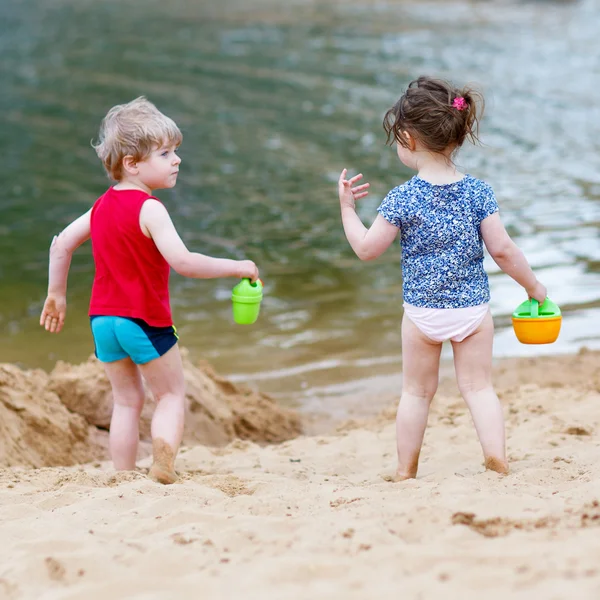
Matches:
[454,86,484,147]
[383,77,485,155]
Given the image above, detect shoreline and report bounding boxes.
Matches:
[234,343,600,435]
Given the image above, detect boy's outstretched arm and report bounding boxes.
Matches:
[40,209,92,333]
[338,169,398,260]
[140,200,258,281]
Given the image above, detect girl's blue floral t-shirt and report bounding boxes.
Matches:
[377,174,499,309]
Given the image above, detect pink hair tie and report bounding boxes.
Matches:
[452,97,468,111]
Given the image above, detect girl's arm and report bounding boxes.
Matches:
[40,209,92,333]
[480,212,546,302]
[140,200,258,281]
[338,169,398,260]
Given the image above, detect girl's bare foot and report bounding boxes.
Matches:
[382,458,419,482]
[149,438,178,485]
[484,456,509,475]
[383,471,416,483]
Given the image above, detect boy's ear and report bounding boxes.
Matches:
[122,155,138,175]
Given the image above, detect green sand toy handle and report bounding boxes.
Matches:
[244,278,263,287]
[529,298,539,318]
[233,278,263,294]
[513,297,560,321]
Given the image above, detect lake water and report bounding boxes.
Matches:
[1,0,599,413]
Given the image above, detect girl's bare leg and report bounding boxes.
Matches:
[394,314,443,480]
[451,312,508,474]
[138,344,186,484]
[103,358,145,470]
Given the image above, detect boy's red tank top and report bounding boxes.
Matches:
[89,187,172,327]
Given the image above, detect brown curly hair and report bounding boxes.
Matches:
[383,76,484,154]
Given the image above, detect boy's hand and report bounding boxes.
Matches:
[237,260,259,283]
[40,294,66,333]
[338,168,370,209]
[526,281,547,304]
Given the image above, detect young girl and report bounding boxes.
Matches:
[338,76,546,479]
[40,97,259,484]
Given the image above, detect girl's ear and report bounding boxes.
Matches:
[403,131,417,151]
[122,155,138,175]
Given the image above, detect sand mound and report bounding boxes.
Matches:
[0,349,301,469]
[0,364,107,469]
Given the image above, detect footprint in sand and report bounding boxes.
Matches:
[0,578,19,599]
[45,557,66,582]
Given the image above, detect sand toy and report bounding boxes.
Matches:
[232,278,263,325]
[512,298,561,344]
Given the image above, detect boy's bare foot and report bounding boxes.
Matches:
[149,438,178,485]
[484,456,509,475]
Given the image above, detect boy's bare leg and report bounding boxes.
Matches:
[451,312,508,474]
[393,314,443,480]
[103,358,145,470]
[139,344,186,484]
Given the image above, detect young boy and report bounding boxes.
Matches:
[40,97,259,484]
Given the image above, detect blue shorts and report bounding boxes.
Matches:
[90,316,179,365]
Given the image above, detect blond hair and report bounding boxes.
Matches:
[93,97,183,181]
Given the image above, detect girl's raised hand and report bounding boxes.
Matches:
[338,169,370,209]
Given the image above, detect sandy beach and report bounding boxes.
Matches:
[1,349,600,599]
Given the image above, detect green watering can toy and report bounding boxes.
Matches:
[231,278,263,325]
